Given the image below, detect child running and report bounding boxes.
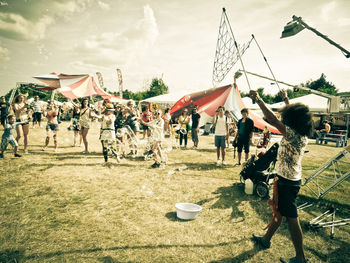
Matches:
[99,104,120,162]
[42,101,60,152]
[141,110,165,168]
[0,115,23,158]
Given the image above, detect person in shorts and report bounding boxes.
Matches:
[235,108,254,165]
[31,96,43,128]
[42,101,60,152]
[250,89,312,263]
[212,106,229,166]
[0,115,22,158]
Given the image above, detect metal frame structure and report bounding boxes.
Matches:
[299,145,350,237]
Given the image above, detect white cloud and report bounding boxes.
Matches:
[54,0,92,14]
[321,1,336,22]
[0,45,9,61]
[0,13,54,40]
[73,5,159,67]
[98,1,110,11]
[338,17,350,26]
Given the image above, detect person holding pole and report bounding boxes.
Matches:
[250,89,312,263]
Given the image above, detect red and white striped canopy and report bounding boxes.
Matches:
[33,73,125,101]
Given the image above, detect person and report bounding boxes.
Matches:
[79,98,93,153]
[225,110,236,146]
[212,106,229,166]
[250,89,312,263]
[191,106,201,148]
[42,101,60,152]
[126,100,140,137]
[178,109,190,148]
[234,108,254,165]
[316,120,331,143]
[13,94,31,153]
[141,105,152,139]
[70,105,82,147]
[31,96,43,128]
[141,110,165,168]
[162,108,172,136]
[99,103,119,162]
[0,96,9,128]
[0,115,22,158]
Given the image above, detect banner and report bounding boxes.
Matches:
[96,72,105,91]
[116,69,123,98]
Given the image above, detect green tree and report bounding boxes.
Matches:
[305,73,338,95]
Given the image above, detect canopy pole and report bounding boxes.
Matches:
[252,34,281,92]
[223,8,252,92]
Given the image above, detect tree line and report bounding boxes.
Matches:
[2,74,338,104]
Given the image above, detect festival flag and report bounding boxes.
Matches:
[96,72,105,91]
[116,68,123,98]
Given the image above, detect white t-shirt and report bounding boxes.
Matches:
[214,116,227,136]
[148,118,164,142]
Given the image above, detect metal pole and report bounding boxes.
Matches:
[223,8,252,92]
[293,15,350,58]
[252,34,281,91]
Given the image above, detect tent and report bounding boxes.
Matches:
[270,94,328,112]
[141,92,185,109]
[33,73,125,102]
[170,84,281,134]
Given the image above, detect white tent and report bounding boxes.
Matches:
[141,92,185,108]
[242,97,271,110]
[269,94,328,112]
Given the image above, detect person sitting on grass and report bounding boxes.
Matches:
[0,115,23,158]
[42,101,60,152]
[141,110,165,168]
[212,106,229,166]
[250,89,312,263]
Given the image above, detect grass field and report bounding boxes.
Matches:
[0,122,349,263]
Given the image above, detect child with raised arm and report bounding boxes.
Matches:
[0,115,23,158]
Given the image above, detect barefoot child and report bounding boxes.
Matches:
[42,101,60,152]
[0,115,23,158]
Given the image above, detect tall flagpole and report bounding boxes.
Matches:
[223,8,252,92]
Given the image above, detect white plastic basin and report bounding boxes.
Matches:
[175,203,202,220]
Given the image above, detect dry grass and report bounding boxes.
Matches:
[0,122,349,263]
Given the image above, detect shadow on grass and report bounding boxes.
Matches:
[23,239,247,261]
[98,256,124,263]
[0,248,25,263]
[195,148,216,153]
[210,248,258,263]
[198,183,270,222]
[179,162,227,171]
[19,162,135,172]
[165,211,202,222]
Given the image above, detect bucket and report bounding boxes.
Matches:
[175,203,202,220]
[245,179,254,195]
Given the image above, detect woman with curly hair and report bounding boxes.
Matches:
[250,89,312,263]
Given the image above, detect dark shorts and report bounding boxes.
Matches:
[192,128,199,142]
[142,124,149,131]
[277,176,301,218]
[46,124,59,131]
[32,112,42,122]
[215,135,226,148]
[237,137,250,153]
[16,119,29,126]
[1,115,6,126]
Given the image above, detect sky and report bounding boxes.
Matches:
[0,0,349,97]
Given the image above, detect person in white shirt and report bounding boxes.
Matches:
[212,106,229,166]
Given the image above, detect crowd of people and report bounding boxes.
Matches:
[0,90,319,262]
